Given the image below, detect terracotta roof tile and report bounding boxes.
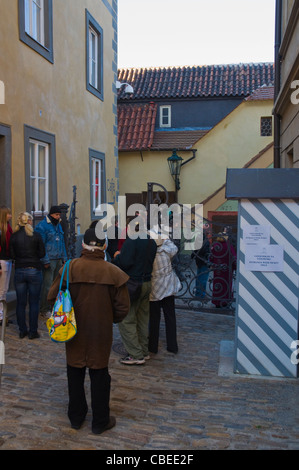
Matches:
[245,85,274,101]
[151,129,209,150]
[118,103,157,151]
[118,63,274,100]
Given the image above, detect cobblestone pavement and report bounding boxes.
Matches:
[1,308,299,451]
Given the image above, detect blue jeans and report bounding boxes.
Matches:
[14,268,43,334]
[195,265,209,298]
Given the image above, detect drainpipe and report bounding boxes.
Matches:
[274,0,282,168]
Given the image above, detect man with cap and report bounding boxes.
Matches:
[47,227,130,434]
[35,205,67,316]
[112,217,157,365]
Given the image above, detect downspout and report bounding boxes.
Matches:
[274,0,282,168]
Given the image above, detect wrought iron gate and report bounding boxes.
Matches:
[173,220,237,314]
[146,182,237,315]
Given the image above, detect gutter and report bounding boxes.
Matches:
[274,0,282,168]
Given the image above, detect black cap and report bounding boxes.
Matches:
[49,205,61,215]
[83,228,105,247]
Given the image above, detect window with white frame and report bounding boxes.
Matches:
[25,0,45,46]
[92,157,101,210]
[29,139,49,212]
[24,126,57,214]
[90,151,106,216]
[89,26,98,89]
[86,10,103,100]
[19,0,54,63]
[160,105,171,127]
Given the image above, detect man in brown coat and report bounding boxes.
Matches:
[47,227,130,434]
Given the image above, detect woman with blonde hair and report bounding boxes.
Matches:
[0,206,13,326]
[9,212,45,338]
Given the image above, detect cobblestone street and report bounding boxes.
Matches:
[1,308,299,450]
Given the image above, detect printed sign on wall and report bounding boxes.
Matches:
[243,224,284,272]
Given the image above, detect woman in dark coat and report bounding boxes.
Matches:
[9,212,45,338]
[47,228,130,435]
[191,232,211,298]
[211,231,236,308]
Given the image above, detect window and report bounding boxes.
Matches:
[0,124,12,208]
[260,117,272,136]
[24,126,57,213]
[18,0,54,63]
[89,26,98,89]
[25,0,45,45]
[86,10,103,100]
[29,139,49,212]
[160,105,171,127]
[89,150,106,217]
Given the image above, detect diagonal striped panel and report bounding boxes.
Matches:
[235,199,299,378]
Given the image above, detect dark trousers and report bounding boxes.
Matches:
[67,364,111,429]
[149,295,178,354]
[40,259,63,313]
[14,268,43,334]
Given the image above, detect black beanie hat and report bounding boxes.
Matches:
[49,205,61,215]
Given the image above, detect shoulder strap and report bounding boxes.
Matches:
[59,260,70,291]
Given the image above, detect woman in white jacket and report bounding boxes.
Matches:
[149,237,181,354]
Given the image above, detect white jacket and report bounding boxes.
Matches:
[150,238,181,302]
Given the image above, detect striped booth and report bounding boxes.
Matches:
[226,169,299,378]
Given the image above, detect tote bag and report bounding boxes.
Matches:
[47,260,77,343]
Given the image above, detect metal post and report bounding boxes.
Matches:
[67,186,78,259]
[0,301,7,387]
[59,203,69,255]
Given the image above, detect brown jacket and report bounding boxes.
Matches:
[47,249,130,369]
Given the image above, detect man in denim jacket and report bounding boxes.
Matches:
[35,206,67,316]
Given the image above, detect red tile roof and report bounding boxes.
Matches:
[118,100,208,150]
[117,64,275,152]
[118,63,274,100]
[245,85,274,101]
[118,103,157,151]
[151,129,209,150]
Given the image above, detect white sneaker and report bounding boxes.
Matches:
[120,355,145,365]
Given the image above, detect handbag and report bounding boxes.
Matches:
[46,260,77,343]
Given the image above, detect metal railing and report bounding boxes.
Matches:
[145,181,237,314]
[174,222,237,314]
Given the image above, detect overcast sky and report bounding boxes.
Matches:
[118,0,276,69]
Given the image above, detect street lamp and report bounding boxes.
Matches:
[167,149,197,202]
[167,149,183,191]
[116,80,134,94]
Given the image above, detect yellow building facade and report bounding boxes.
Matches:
[0,0,118,231]
[119,93,274,215]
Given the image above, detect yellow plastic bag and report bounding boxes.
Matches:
[47,260,77,343]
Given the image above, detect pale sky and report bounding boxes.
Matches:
[118,0,276,69]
